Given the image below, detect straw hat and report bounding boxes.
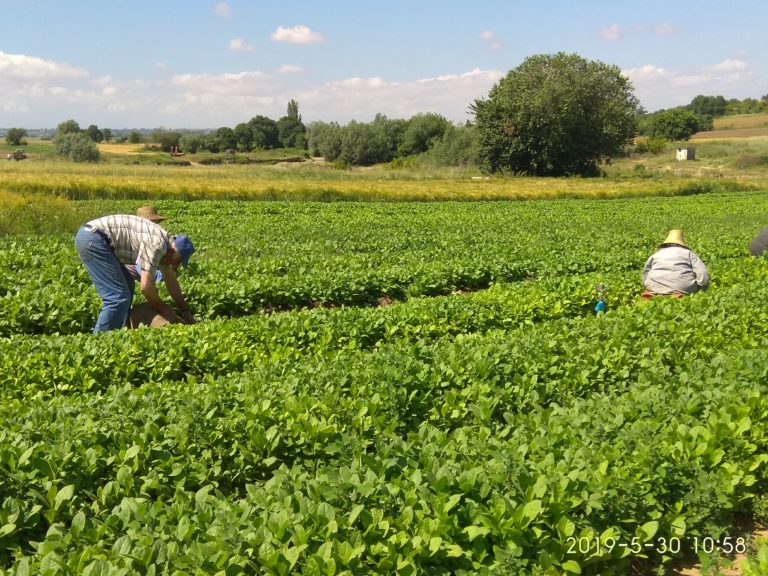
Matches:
[661,229,687,247]
[136,206,167,223]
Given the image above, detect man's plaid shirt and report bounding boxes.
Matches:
[86,214,170,273]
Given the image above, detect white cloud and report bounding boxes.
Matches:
[0,58,503,126]
[600,24,623,41]
[711,59,747,72]
[479,30,501,50]
[296,68,502,123]
[168,71,280,115]
[277,65,304,74]
[271,25,325,44]
[670,74,711,88]
[0,50,87,80]
[623,65,669,82]
[623,60,761,111]
[228,38,256,52]
[212,2,231,19]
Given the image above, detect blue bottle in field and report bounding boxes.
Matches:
[594,282,607,315]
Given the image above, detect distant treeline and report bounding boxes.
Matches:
[636,94,768,143]
[4,90,767,168]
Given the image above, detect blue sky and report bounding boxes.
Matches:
[1,0,765,129]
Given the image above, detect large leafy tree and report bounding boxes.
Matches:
[55,119,81,137]
[471,52,640,176]
[399,113,450,156]
[641,108,702,141]
[248,115,279,149]
[5,128,27,146]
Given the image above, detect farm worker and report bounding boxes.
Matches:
[641,229,709,298]
[748,224,768,256]
[75,214,195,332]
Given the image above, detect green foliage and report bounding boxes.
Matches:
[85,124,103,142]
[215,126,236,151]
[4,127,27,146]
[286,98,301,122]
[640,108,702,141]
[339,122,392,166]
[399,113,450,156]
[53,132,100,163]
[687,95,727,118]
[0,193,85,236]
[633,136,669,155]
[742,538,768,576]
[55,119,81,137]
[307,121,342,158]
[472,52,640,176]
[4,191,768,574]
[235,115,280,151]
[127,130,143,144]
[726,97,768,115]
[276,115,307,149]
[150,129,182,153]
[179,133,205,154]
[420,124,477,167]
[373,114,408,154]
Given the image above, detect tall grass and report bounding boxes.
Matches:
[0,161,761,202]
[0,190,86,235]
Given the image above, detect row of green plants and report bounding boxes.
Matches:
[4,254,768,401]
[2,279,768,573]
[3,190,768,574]
[1,192,765,336]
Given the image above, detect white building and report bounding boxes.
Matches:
[676,147,696,161]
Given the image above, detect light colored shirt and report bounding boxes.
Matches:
[87,214,169,274]
[749,225,768,257]
[642,245,710,295]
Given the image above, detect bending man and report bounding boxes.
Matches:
[75,214,195,332]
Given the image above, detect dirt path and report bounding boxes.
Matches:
[667,525,768,575]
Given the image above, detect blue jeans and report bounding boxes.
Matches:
[75,227,136,332]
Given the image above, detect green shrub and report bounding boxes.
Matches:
[53,132,100,163]
[634,136,668,155]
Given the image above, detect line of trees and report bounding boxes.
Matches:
[11,52,768,172]
[139,99,310,155]
[306,113,472,167]
[131,103,468,168]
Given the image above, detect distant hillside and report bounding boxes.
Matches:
[692,113,768,139]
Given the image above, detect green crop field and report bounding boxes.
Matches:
[2,148,768,574]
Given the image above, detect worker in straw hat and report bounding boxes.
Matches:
[123,205,185,328]
[75,214,196,332]
[642,229,710,298]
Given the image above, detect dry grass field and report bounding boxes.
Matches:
[97,142,147,154]
[693,114,768,139]
[713,113,768,130]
